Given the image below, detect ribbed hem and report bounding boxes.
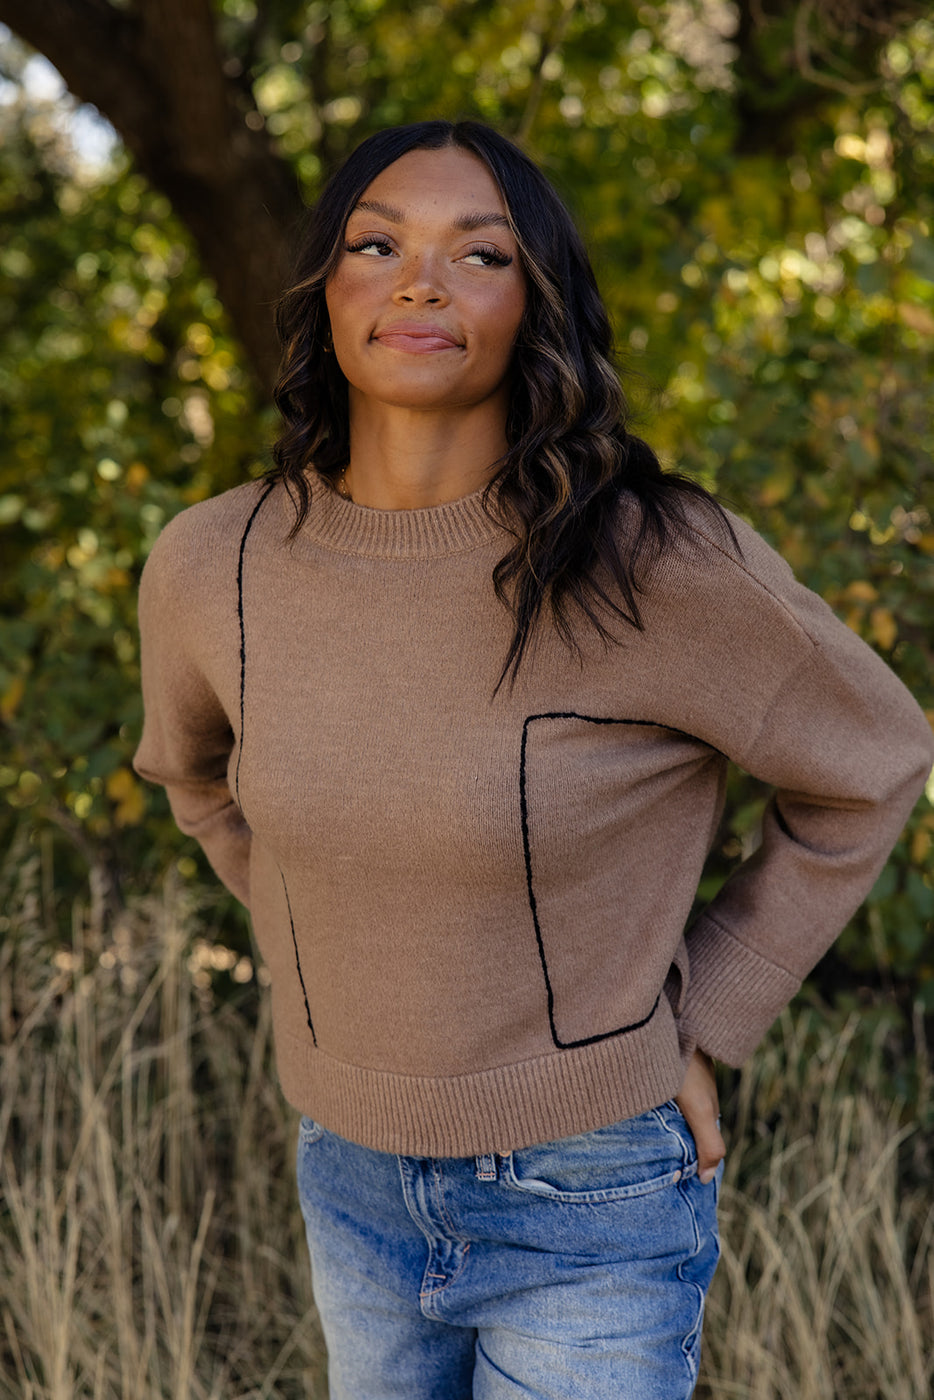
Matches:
[276,999,689,1157]
[299,473,504,560]
[680,915,801,1068]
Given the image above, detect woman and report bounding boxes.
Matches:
[134,121,933,1399]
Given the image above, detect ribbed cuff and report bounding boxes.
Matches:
[679,915,801,1067]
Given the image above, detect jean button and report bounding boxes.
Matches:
[672,1169,682,1182]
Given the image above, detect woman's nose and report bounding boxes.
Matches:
[392,254,449,305]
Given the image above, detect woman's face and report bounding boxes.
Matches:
[325,146,527,418]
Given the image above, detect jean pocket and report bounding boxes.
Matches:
[502,1103,697,1204]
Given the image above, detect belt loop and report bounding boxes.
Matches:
[474,1153,497,1181]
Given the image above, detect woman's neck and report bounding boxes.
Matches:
[342,397,508,510]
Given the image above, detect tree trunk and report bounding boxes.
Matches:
[732,0,920,155]
[0,0,306,394]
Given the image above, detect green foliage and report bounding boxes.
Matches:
[0,47,269,935]
[1,4,932,1007]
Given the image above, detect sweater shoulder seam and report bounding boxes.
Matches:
[681,514,822,652]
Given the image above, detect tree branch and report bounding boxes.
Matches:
[0,0,305,394]
[515,0,581,144]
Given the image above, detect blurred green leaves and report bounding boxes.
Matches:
[0,2,931,1007]
[0,38,270,903]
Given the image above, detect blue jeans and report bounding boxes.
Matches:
[296,1101,721,1399]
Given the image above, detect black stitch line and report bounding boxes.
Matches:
[518,716,558,1041]
[523,710,718,749]
[234,482,276,811]
[232,482,314,1043]
[519,710,710,1050]
[280,868,316,1042]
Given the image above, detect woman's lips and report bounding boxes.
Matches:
[373,323,462,353]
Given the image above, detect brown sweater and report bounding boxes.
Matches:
[134,477,933,1155]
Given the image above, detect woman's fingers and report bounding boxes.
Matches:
[676,1049,725,1184]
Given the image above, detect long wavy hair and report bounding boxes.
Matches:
[271,120,728,682]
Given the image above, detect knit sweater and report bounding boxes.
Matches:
[134,476,933,1156]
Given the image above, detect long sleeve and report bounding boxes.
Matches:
[126,478,933,1154]
[133,502,252,906]
[666,515,934,1065]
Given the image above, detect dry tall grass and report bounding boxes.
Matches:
[1,834,931,1398]
[0,836,325,1399]
[699,1013,934,1400]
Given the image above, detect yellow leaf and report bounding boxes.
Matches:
[859,428,880,462]
[125,462,150,495]
[911,827,931,865]
[105,767,146,826]
[105,767,133,800]
[759,469,795,506]
[102,568,132,592]
[897,302,934,336]
[183,480,212,504]
[843,580,878,603]
[869,606,897,650]
[1,675,25,721]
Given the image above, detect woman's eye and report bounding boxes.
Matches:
[346,239,395,257]
[462,246,512,268]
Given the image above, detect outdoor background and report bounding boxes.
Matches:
[1,1,932,1396]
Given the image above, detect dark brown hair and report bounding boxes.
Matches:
[271,120,728,682]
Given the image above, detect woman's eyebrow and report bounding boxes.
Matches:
[351,199,511,234]
[353,198,406,223]
[454,211,512,233]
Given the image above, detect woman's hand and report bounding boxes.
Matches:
[676,1048,725,1184]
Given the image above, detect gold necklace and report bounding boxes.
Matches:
[336,466,352,501]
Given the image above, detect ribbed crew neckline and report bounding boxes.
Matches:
[296,474,505,560]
